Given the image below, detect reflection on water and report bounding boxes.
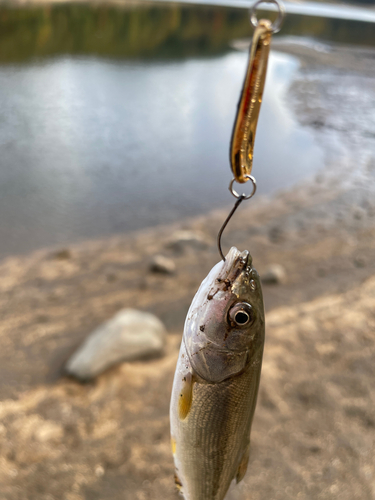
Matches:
[0,51,323,257]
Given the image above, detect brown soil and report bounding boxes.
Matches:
[0,42,375,500]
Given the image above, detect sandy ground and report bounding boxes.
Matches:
[0,41,374,499]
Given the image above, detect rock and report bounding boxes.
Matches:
[311,120,325,130]
[65,309,167,380]
[149,255,176,274]
[167,230,208,254]
[317,268,327,278]
[95,465,105,478]
[51,248,72,260]
[35,421,64,444]
[354,257,366,268]
[261,264,287,285]
[352,207,366,220]
[268,226,285,244]
[106,273,117,283]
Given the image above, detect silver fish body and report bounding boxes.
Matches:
[170,247,265,500]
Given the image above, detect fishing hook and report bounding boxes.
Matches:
[217,175,257,262]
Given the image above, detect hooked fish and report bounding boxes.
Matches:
[170,246,265,500]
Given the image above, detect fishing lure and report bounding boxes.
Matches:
[170,2,285,499]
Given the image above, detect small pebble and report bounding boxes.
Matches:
[268,226,285,244]
[106,273,117,283]
[149,255,176,274]
[95,465,105,478]
[354,257,366,268]
[261,264,287,285]
[167,230,208,254]
[51,248,72,260]
[352,207,366,220]
[317,268,327,277]
[36,314,49,323]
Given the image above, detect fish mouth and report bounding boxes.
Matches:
[219,247,251,282]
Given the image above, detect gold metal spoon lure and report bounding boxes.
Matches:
[217,0,285,261]
[230,0,285,184]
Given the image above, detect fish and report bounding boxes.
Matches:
[170,246,265,500]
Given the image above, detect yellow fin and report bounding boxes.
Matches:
[174,471,183,494]
[171,437,176,455]
[236,443,250,484]
[178,372,194,420]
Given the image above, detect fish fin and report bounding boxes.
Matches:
[171,437,176,455]
[236,443,250,484]
[178,372,194,420]
[174,471,184,495]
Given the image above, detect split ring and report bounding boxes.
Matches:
[250,0,285,34]
[229,175,257,200]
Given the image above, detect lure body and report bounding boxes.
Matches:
[170,247,265,500]
[230,20,272,184]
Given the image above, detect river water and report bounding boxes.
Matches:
[0,2,373,258]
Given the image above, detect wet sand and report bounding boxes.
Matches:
[0,40,374,499]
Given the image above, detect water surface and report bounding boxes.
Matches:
[0,50,323,257]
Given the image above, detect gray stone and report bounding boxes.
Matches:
[262,264,287,285]
[354,257,366,268]
[65,309,167,380]
[51,248,72,260]
[167,230,208,254]
[268,226,285,244]
[149,255,176,274]
[352,207,366,220]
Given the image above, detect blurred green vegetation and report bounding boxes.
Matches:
[0,2,374,63]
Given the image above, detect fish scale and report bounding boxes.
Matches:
[183,365,260,499]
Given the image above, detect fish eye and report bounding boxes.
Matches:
[234,311,249,325]
[228,302,254,327]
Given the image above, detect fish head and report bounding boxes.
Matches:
[184,247,264,383]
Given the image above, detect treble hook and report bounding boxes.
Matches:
[217,176,257,261]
